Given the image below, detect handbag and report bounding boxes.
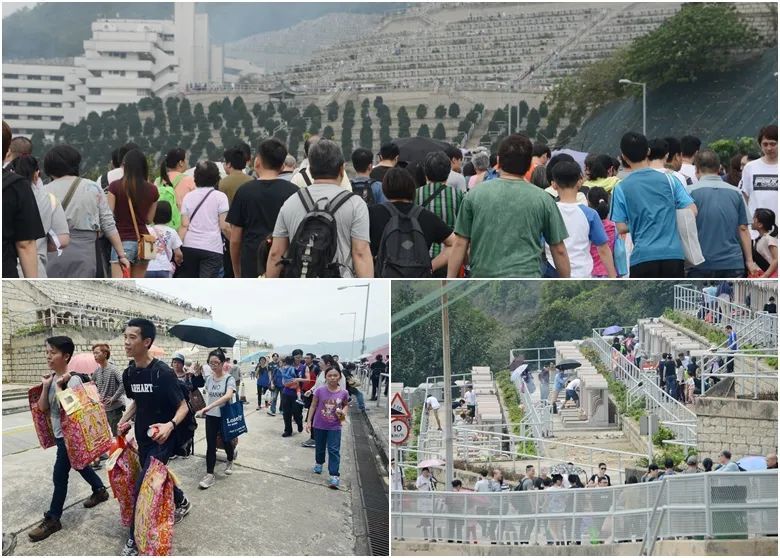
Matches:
[127,195,156,261]
[666,173,705,267]
[134,457,175,556]
[28,384,57,450]
[218,376,248,442]
[613,234,629,276]
[189,384,206,413]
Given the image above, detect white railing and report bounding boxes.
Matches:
[391,471,778,545]
[699,350,779,400]
[418,372,475,460]
[673,284,777,348]
[591,328,697,448]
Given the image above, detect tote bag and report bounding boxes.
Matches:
[218,377,247,442]
[666,173,705,267]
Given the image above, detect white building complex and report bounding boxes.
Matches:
[2,3,263,137]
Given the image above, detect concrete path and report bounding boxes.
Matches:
[3,404,362,556]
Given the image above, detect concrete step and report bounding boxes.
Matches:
[2,398,30,416]
[2,387,28,401]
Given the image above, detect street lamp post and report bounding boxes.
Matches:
[337,284,371,356]
[619,79,647,137]
[340,312,357,361]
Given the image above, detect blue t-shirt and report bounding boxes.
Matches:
[727,332,738,350]
[281,365,301,397]
[610,168,694,266]
[688,176,748,271]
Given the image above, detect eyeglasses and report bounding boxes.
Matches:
[600,467,606,470]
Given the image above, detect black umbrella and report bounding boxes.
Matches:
[556,359,582,371]
[168,318,237,348]
[392,137,450,165]
[509,355,525,372]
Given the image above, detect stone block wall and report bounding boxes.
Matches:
[696,397,778,458]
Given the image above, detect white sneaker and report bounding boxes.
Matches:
[224,461,234,475]
[199,473,215,489]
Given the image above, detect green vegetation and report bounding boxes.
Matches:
[581,346,646,421]
[404,404,423,482]
[495,370,535,456]
[13,323,48,337]
[663,310,726,345]
[547,3,765,137]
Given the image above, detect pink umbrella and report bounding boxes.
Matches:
[68,353,99,376]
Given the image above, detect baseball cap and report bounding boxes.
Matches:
[172,352,185,363]
[687,455,698,465]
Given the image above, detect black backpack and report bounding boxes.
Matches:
[350,178,377,206]
[374,203,432,278]
[281,188,354,278]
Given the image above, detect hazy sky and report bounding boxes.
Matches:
[135,280,389,347]
[2,2,37,18]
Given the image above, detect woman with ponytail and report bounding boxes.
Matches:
[587,186,617,277]
[107,149,159,278]
[752,208,778,278]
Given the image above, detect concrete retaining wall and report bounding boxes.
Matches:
[696,397,778,458]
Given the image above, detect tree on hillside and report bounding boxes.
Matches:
[373,96,384,110]
[360,116,373,150]
[397,106,411,138]
[538,101,549,118]
[361,98,370,119]
[380,125,392,145]
[416,104,428,120]
[417,124,430,138]
[448,103,460,119]
[435,104,447,119]
[557,124,578,145]
[433,122,447,140]
[527,108,540,129]
[326,101,339,122]
[143,117,155,137]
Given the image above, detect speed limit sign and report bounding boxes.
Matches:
[391,418,410,445]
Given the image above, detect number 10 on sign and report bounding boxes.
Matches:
[391,418,410,445]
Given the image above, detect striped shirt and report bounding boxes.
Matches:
[415,182,463,258]
[93,363,125,411]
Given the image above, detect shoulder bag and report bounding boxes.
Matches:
[127,194,156,261]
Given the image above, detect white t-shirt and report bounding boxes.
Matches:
[545,202,608,278]
[147,224,182,273]
[415,475,433,491]
[680,163,696,184]
[107,167,124,185]
[464,390,477,406]
[565,378,581,391]
[425,395,441,410]
[739,158,778,219]
[447,170,468,194]
[180,187,229,254]
[204,374,237,418]
[473,478,492,492]
[756,234,778,266]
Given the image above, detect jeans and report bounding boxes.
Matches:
[687,268,745,279]
[47,438,105,520]
[257,385,269,407]
[144,269,172,278]
[543,260,559,278]
[269,388,281,414]
[129,439,184,540]
[666,376,678,399]
[314,427,342,476]
[110,240,139,264]
[280,392,303,434]
[629,259,685,278]
[348,386,366,411]
[205,414,234,473]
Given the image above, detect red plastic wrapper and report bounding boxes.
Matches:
[57,383,113,470]
[28,384,56,450]
[134,457,176,556]
[107,437,140,527]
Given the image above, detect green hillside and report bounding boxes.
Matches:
[2,2,405,60]
[572,48,778,154]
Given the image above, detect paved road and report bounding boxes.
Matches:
[3,404,367,556]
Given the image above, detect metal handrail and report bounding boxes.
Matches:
[392,471,779,545]
[591,328,697,447]
[698,349,779,399]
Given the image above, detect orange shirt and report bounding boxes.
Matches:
[168,172,195,208]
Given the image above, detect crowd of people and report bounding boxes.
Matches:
[4,119,776,279]
[29,320,389,554]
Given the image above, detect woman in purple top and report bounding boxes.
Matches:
[306,367,349,489]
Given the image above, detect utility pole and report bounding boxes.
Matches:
[441,280,454,487]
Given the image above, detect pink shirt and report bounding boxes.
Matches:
[590,219,616,277]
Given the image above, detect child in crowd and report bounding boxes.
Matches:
[545,162,616,278]
[306,367,349,489]
[145,201,183,278]
[587,186,617,277]
[752,208,777,278]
